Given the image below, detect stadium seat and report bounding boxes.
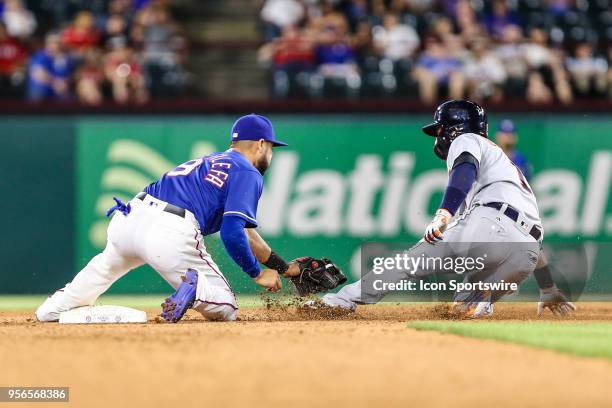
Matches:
[519,0,545,14]
[527,12,554,29]
[590,0,612,14]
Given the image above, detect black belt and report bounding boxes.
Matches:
[136,192,186,218]
[481,202,542,241]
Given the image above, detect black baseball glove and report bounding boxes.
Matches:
[291,257,347,296]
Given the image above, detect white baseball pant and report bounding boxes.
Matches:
[36,194,238,322]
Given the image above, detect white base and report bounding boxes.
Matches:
[59,305,147,324]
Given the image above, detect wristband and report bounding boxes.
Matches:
[264,251,289,273]
[534,265,555,290]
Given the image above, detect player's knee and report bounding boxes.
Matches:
[217,306,237,321]
[195,303,237,321]
[203,306,237,322]
[517,268,531,282]
[515,250,539,282]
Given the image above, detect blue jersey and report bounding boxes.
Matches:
[144,149,263,236]
[28,51,74,97]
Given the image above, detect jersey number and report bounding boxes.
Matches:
[167,158,203,177]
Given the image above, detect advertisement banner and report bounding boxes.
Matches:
[0,118,75,294]
[76,115,612,294]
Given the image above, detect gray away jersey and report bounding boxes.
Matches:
[446,132,542,233]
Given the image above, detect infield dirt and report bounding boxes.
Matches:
[1,302,612,408]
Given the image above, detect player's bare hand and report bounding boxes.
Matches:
[537,286,576,316]
[254,268,282,292]
[424,209,451,244]
[282,262,301,278]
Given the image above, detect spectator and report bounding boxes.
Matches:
[104,36,148,104]
[482,0,522,39]
[372,13,420,62]
[75,49,104,105]
[313,12,360,91]
[463,36,507,101]
[455,0,482,43]
[430,16,469,61]
[1,0,611,104]
[40,0,107,26]
[565,42,608,98]
[495,119,532,180]
[430,16,457,44]
[108,0,134,19]
[261,25,315,72]
[545,0,573,17]
[258,25,316,96]
[133,0,153,12]
[405,0,436,15]
[312,0,337,23]
[352,19,373,63]
[522,28,572,104]
[339,0,368,31]
[0,0,191,104]
[62,11,101,56]
[495,25,529,97]
[2,0,36,39]
[27,32,74,101]
[260,0,305,41]
[367,0,387,27]
[104,13,129,44]
[413,36,464,104]
[0,21,26,98]
[133,4,186,97]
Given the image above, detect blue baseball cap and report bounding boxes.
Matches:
[498,119,516,133]
[230,114,288,147]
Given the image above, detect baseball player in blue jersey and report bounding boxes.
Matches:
[36,114,306,322]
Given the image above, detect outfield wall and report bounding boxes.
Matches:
[1,115,611,294]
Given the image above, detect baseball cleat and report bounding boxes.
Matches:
[161,269,198,323]
[472,302,494,318]
[449,301,494,319]
[448,290,494,319]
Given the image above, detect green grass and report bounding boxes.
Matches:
[0,294,269,311]
[409,321,612,360]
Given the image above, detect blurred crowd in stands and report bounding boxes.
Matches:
[2,0,611,105]
[257,0,612,103]
[0,0,189,104]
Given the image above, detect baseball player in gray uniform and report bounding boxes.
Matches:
[318,100,551,318]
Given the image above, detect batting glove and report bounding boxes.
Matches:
[423,209,452,244]
[537,285,576,317]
